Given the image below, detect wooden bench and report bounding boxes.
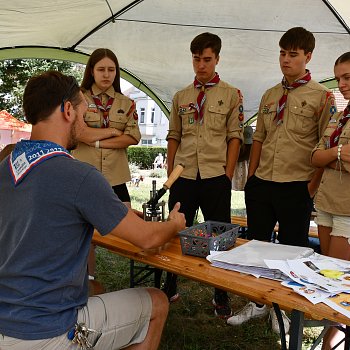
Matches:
[231,215,319,239]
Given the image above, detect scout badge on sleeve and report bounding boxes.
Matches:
[237,89,244,122]
[67,322,102,349]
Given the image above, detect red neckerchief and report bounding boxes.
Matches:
[91,90,114,128]
[275,70,311,125]
[329,105,350,148]
[193,73,220,122]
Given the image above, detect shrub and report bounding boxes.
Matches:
[128,146,167,169]
[149,168,167,178]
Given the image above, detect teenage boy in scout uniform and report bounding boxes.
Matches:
[164,32,244,318]
[227,27,336,333]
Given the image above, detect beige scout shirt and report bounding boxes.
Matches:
[313,110,350,216]
[72,84,141,186]
[167,80,244,180]
[253,80,335,182]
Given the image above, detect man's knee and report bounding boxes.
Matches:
[146,287,169,318]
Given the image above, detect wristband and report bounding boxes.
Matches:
[337,144,343,161]
[95,140,100,148]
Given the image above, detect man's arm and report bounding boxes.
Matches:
[225,138,241,180]
[110,202,186,249]
[167,138,180,177]
[247,140,262,178]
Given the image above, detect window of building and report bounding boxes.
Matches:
[151,108,155,123]
[141,139,153,145]
[140,108,145,123]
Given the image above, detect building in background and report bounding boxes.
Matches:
[0,110,31,150]
[124,86,168,147]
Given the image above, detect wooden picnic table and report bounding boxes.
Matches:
[92,232,349,350]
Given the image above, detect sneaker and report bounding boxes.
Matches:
[212,293,232,318]
[161,281,179,303]
[270,309,290,334]
[227,302,269,326]
[169,293,180,303]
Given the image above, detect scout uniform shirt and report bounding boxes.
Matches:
[72,84,141,186]
[253,80,335,182]
[167,80,244,180]
[313,110,350,216]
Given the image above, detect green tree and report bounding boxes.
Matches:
[0,59,84,121]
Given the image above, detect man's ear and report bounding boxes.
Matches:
[62,101,74,122]
[216,54,220,65]
[305,52,312,64]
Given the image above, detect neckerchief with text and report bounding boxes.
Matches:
[8,140,73,186]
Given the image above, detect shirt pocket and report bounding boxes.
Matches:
[84,111,101,128]
[207,105,229,132]
[110,111,128,130]
[287,106,315,134]
[180,109,196,135]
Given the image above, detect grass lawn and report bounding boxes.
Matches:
[95,169,323,350]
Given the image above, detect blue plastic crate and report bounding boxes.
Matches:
[179,221,240,257]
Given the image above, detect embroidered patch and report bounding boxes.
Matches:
[262,102,274,114]
[218,100,224,106]
[117,109,125,114]
[238,114,244,121]
[330,106,337,115]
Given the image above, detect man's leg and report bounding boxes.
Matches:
[228,178,284,330]
[126,288,168,350]
[79,288,166,350]
[245,176,277,241]
[163,178,199,301]
[275,182,312,247]
[199,175,232,318]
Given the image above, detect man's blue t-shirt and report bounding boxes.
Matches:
[0,155,128,340]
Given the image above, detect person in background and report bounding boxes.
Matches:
[232,125,253,192]
[153,152,164,169]
[228,27,336,334]
[0,71,185,350]
[72,48,141,280]
[165,32,243,318]
[311,51,350,350]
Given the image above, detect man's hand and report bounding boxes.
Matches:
[168,202,186,232]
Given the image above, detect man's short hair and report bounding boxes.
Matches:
[335,51,350,66]
[190,32,222,57]
[23,71,81,125]
[279,27,315,54]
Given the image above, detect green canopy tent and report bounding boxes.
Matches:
[0,0,349,118]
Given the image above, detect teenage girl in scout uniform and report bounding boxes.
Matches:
[72,48,141,278]
[312,51,350,350]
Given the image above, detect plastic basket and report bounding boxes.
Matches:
[179,221,240,257]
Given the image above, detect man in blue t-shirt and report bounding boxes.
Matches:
[0,71,185,350]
